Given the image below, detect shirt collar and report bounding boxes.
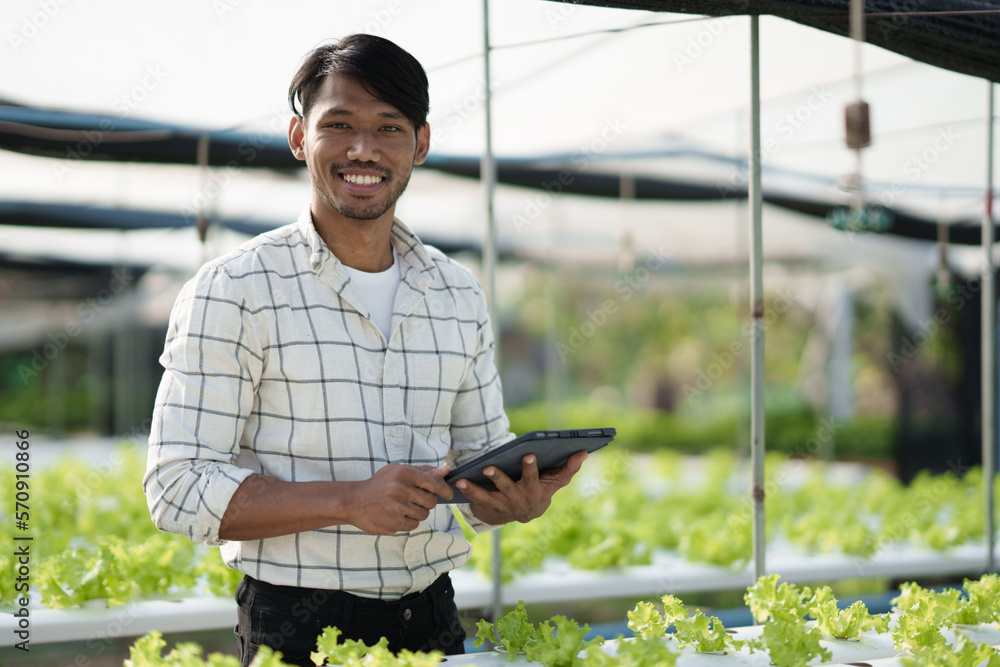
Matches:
[295,206,438,291]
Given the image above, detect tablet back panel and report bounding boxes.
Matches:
[443,427,616,504]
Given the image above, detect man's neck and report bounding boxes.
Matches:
[311,205,395,273]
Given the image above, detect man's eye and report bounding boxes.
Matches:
[382,125,402,132]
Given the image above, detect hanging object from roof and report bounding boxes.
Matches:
[827,0,894,235]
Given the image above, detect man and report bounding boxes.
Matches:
[143,34,587,666]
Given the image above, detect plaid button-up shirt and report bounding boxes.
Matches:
[143,208,510,599]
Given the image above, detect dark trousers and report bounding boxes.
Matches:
[234,573,467,666]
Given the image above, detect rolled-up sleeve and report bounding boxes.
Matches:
[143,263,263,546]
[449,286,513,533]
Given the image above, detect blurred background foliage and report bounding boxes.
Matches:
[495,264,913,462]
[0,258,976,468]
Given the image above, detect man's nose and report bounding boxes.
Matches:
[346,131,381,162]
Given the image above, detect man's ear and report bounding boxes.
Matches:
[288,114,307,161]
[413,122,430,166]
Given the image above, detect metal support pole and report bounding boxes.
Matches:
[112,286,133,435]
[480,0,503,621]
[849,0,865,212]
[748,15,766,586]
[196,135,211,266]
[983,81,996,574]
[851,0,864,102]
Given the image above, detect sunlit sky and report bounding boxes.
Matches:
[3,1,992,172]
[0,0,995,277]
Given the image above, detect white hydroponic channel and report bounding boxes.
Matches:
[3,541,998,647]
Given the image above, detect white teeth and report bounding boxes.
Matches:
[343,174,383,185]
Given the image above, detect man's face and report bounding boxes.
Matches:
[288,72,430,224]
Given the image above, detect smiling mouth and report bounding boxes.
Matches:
[340,173,385,185]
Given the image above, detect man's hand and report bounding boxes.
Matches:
[344,463,453,535]
[217,464,453,541]
[456,450,588,526]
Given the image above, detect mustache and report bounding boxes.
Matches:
[330,163,392,179]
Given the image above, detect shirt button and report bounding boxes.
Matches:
[390,427,399,437]
[402,608,412,621]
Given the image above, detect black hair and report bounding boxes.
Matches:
[288,34,429,130]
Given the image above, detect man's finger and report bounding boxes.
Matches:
[408,466,452,499]
[430,465,454,500]
[409,487,440,510]
[519,454,540,487]
[455,479,499,507]
[408,504,431,522]
[541,450,589,484]
[484,465,518,495]
[427,467,455,500]
[566,450,588,472]
[413,464,451,477]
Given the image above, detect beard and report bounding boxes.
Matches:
[318,162,414,222]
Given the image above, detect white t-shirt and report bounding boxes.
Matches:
[343,250,400,341]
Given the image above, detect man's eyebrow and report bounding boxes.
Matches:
[315,108,408,121]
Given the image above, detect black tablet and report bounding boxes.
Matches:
[443,428,616,504]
